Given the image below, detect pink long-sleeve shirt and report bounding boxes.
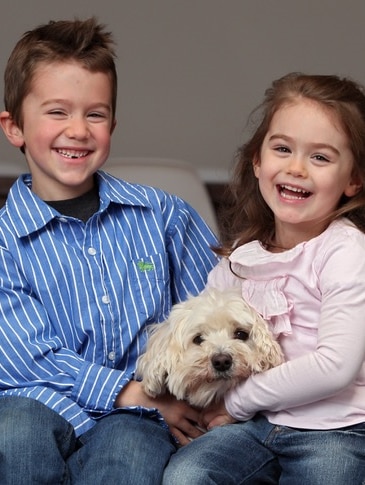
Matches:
[207,218,365,429]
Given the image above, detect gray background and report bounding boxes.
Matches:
[0,0,364,181]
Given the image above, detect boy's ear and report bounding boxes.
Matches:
[0,111,25,148]
[110,118,117,135]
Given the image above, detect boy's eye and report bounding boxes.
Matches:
[48,110,66,116]
[88,112,105,118]
[87,112,110,122]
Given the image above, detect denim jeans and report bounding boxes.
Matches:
[0,396,176,484]
[163,413,365,485]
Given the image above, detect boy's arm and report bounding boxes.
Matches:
[165,197,219,302]
[0,245,127,413]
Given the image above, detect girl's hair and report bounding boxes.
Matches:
[217,72,365,256]
[3,17,117,129]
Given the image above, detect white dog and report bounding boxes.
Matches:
[136,287,283,407]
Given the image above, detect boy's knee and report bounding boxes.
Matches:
[0,397,75,483]
[0,396,75,454]
[0,397,41,437]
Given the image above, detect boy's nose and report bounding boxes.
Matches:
[65,117,90,140]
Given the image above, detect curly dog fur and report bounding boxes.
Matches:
[136,287,283,407]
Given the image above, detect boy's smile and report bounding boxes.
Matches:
[1,60,115,200]
[254,98,360,247]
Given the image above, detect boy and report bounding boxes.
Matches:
[0,18,218,484]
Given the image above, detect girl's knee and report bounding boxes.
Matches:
[163,462,207,485]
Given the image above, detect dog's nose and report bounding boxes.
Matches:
[212,353,232,372]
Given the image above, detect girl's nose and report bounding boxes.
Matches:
[65,116,90,140]
[286,156,307,177]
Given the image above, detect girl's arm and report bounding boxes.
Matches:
[223,236,365,421]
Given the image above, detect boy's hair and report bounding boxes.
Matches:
[3,17,117,129]
[218,72,365,255]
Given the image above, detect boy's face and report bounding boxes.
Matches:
[1,61,116,200]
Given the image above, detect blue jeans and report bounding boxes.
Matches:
[163,413,365,484]
[0,396,176,484]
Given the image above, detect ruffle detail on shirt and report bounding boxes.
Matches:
[235,277,293,338]
[241,277,293,338]
[228,240,303,338]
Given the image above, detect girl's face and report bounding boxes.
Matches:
[0,61,115,200]
[254,98,361,246]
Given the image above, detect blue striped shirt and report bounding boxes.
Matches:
[0,171,219,436]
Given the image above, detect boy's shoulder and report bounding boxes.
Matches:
[99,170,163,204]
[98,170,189,212]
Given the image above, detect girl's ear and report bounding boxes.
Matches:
[0,111,25,148]
[253,155,261,178]
[344,172,362,198]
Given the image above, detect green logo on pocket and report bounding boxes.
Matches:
[137,260,155,272]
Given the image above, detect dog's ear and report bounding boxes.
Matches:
[135,320,173,397]
[250,315,284,372]
[159,304,196,401]
[136,294,199,400]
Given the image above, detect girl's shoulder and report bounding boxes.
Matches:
[223,218,365,277]
[315,218,365,248]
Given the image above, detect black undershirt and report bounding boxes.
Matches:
[45,183,100,223]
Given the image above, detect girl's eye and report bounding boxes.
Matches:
[312,154,330,162]
[274,146,291,153]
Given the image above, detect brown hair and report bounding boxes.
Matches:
[217,72,365,256]
[3,17,117,129]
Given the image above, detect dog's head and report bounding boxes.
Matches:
[136,287,283,407]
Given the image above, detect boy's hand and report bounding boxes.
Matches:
[115,380,205,446]
[151,393,206,446]
[199,400,237,430]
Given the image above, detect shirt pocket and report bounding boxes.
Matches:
[129,252,171,322]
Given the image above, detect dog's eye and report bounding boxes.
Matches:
[193,334,204,345]
[234,330,249,341]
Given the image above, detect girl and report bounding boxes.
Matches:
[163,72,365,484]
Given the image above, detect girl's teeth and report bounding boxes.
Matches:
[282,184,307,193]
[280,185,310,199]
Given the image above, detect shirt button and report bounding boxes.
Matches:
[88,247,97,256]
[108,351,116,361]
[58,217,68,223]
[102,295,110,304]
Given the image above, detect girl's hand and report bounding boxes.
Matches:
[115,380,205,446]
[199,400,237,429]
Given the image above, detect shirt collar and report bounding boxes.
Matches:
[6,171,153,238]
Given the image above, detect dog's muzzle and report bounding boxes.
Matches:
[211,353,232,373]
